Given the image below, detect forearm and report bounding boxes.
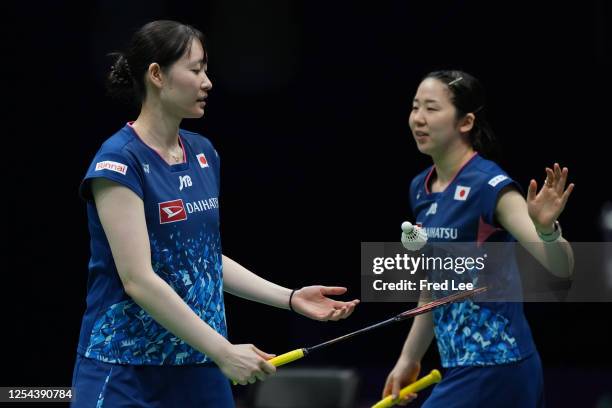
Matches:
[496,188,575,279]
[530,236,574,278]
[398,296,435,363]
[124,271,231,362]
[222,255,291,309]
[92,181,232,364]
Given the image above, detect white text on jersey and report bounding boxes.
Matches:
[179,175,193,191]
[186,198,219,214]
[95,161,128,175]
[424,227,458,240]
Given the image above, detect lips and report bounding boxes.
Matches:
[414,131,429,137]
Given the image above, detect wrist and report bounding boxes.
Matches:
[536,220,562,242]
[398,352,421,365]
[288,288,299,312]
[207,338,232,364]
[535,222,555,235]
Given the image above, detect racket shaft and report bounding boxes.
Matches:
[310,289,486,353]
[307,318,396,353]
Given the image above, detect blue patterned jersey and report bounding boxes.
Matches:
[409,153,536,367]
[77,123,227,365]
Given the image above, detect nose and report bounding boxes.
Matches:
[202,73,212,91]
[410,107,426,127]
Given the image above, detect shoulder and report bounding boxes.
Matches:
[95,125,140,159]
[466,155,523,217]
[81,126,144,201]
[465,154,512,187]
[179,129,220,160]
[470,155,507,175]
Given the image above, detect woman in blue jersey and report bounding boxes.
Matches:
[380,70,574,407]
[72,20,359,408]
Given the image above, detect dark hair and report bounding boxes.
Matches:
[106,20,207,106]
[423,70,499,159]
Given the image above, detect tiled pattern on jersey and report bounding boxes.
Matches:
[85,226,226,365]
[433,299,521,367]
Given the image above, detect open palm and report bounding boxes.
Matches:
[291,286,359,321]
[527,163,574,232]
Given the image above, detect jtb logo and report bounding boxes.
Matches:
[179,175,193,191]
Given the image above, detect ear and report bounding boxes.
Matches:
[458,113,475,133]
[146,63,164,90]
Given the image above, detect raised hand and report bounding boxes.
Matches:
[527,163,574,233]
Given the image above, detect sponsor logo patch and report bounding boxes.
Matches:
[159,199,187,224]
[488,175,508,187]
[95,161,128,175]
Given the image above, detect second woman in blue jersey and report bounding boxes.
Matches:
[381,70,574,407]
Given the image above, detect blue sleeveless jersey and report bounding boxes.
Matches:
[409,153,536,367]
[77,123,227,365]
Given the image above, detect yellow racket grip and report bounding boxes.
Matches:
[232,348,306,385]
[371,369,442,408]
[268,348,306,367]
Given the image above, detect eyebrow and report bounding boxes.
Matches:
[413,99,439,104]
[189,59,206,66]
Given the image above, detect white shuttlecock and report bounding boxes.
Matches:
[401,221,428,251]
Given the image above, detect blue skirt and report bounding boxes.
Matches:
[422,352,545,408]
[71,354,234,407]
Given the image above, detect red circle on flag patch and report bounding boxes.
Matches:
[460,189,466,197]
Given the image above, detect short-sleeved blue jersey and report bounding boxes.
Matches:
[77,123,226,365]
[410,153,536,367]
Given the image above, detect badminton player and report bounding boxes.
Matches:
[71,20,359,407]
[381,70,574,407]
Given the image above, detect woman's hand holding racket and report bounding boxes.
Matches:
[217,343,277,385]
[382,359,421,405]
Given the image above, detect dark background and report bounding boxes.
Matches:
[3,1,612,406]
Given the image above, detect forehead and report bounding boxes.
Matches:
[180,37,206,65]
[414,78,451,103]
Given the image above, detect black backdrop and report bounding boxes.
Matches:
[3,1,612,406]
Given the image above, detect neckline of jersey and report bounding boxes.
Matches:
[126,121,190,171]
[424,151,479,195]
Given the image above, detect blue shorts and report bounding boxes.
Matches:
[422,352,545,408]
[71,354,234,408]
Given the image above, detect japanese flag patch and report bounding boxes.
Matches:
[454,185,471,201]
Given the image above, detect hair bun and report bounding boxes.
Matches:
[108,54,133,87]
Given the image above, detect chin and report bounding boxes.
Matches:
[185,109,205,119]
[414,141,432,155]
